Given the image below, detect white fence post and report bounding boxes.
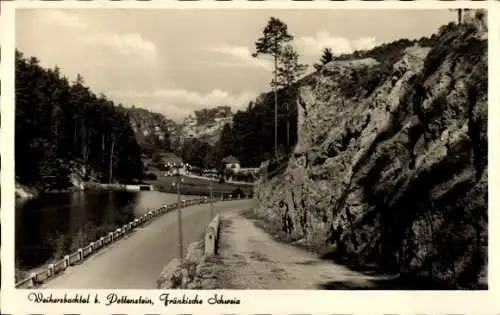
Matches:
[78,248,83,261]
[48,264,54,277]
[30,273,37,287]
[64,255,70,269]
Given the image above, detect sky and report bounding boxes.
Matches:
[16,9,455,122]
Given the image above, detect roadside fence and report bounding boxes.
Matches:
[15,193,253,289]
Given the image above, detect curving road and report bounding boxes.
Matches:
[41,199,256,289]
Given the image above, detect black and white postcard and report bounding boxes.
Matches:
[1,0,498,314]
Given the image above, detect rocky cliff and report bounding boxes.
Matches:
[125,107,178,152]
[256,23,487,288]
[181,106,234,145]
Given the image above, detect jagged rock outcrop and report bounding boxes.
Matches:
[256,23,487,288]
[125,107,178,151]
[181,106,234,145]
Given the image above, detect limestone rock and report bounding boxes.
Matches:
[156,258,182,289]
[256,24,487,287]
[186,241,204,263]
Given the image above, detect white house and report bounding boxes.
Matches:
[222,155,240,171]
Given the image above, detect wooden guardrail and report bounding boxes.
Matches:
[15,193,253,289]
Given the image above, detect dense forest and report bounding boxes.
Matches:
[220,84,304,167]
[15,50,144,192]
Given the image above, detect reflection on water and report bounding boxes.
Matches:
[15,190,178,270]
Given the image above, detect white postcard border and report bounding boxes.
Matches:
[1,0,499,314]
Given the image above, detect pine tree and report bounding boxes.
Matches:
[320,48,334,65]
[450,9,469,25]
[275,44,307,147]
[253,17,294,160]
[276,44,308,89]
[15,49,145,190]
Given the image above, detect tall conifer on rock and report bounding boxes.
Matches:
[253,17,293,160]
[320,48,334,65]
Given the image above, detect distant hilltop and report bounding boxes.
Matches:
[124,106,178,150]
[181,106,234,145]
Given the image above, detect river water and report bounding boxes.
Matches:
[15,190,194,271]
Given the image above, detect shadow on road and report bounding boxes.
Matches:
[317,275,456,290]
[316,251,487,290]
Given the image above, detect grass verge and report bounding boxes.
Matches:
[150,176,253,197]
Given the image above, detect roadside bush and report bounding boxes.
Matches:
[232,187,243,197]
[144,172,157,180]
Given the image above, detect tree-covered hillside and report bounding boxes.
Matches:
[15,50,144,192]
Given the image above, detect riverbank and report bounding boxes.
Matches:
[150,176,253,197]
[38,199,254,289]
[16,190,199,285]
[15,219,130,283]
[15,180,154,201]
[15,182,38,199]
[184,174,255,186]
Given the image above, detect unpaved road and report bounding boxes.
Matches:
[41,199,255,289]
[212,210,392,289]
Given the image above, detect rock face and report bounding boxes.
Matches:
[256,24,487,287]
[157,241,206,289]
[181,106,234,145]
[125,106,178,150]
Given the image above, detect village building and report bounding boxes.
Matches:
[222,155,241,171]
[158,152,186,175]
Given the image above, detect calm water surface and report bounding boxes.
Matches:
[15,191,191,270]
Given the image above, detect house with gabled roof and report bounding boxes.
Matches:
[221,155,240,171]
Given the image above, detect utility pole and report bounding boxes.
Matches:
[175,163,183,259]
[273,37,279,162]
[286,102,290,148]
[274,73,278,161]
[108,134,116,184]
[209,178,214,218]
